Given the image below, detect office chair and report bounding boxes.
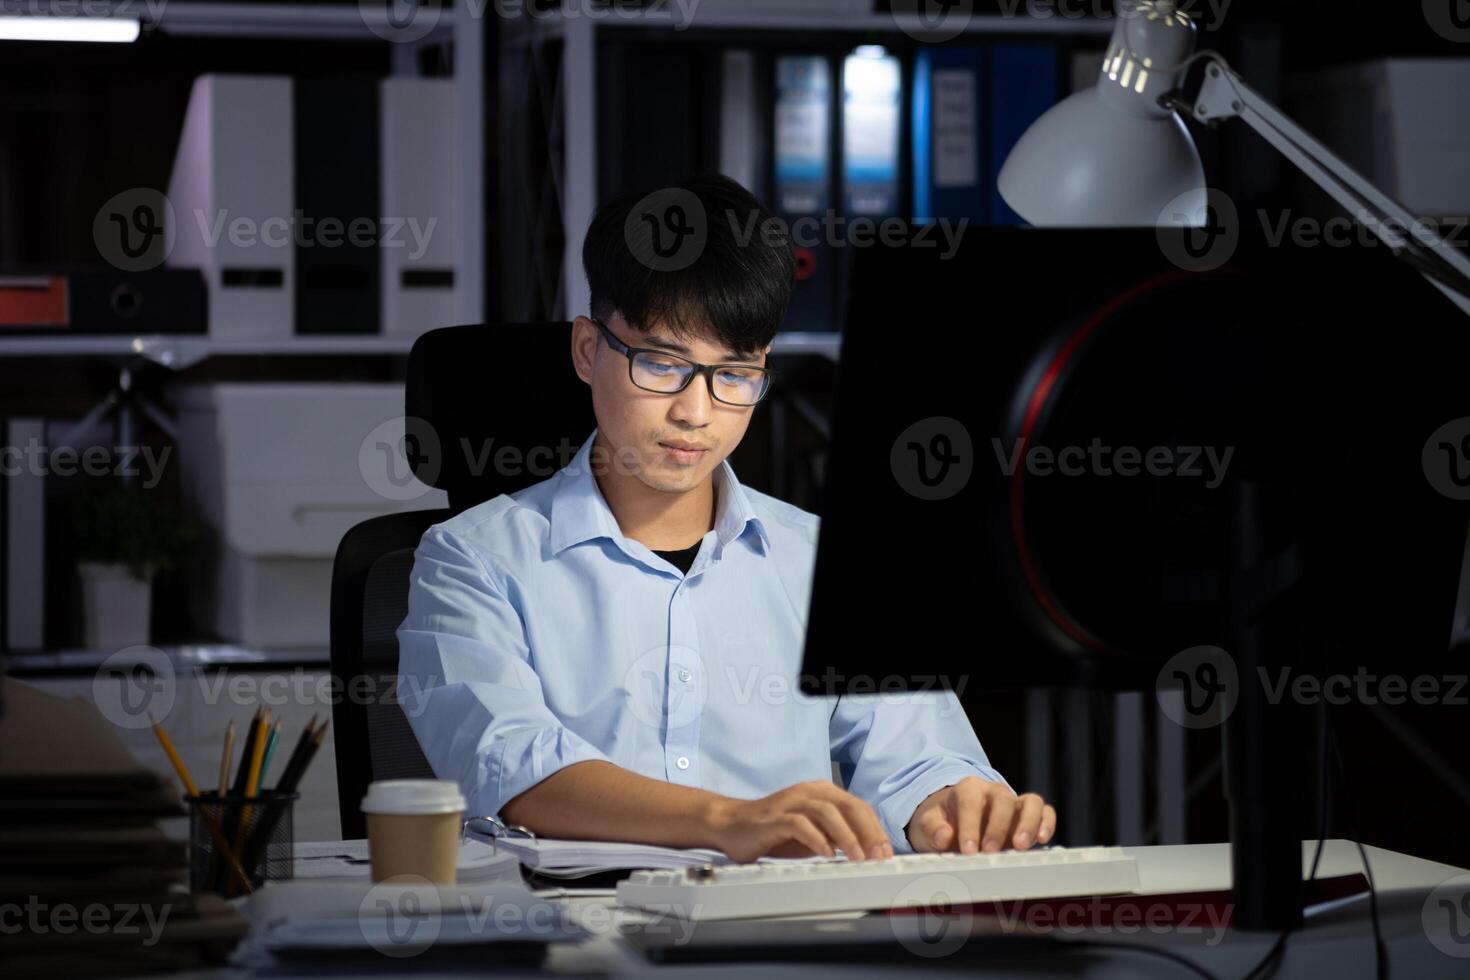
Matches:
[329,322,596,839]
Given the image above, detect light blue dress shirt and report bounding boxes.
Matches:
[397,431,1009,851]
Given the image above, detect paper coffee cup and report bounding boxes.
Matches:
[361,779,466,884]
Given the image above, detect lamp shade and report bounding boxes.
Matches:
[996,87,1206,227]
[997,0,1207,227]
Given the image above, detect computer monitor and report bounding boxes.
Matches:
[800,226,1470,929]
[802,226,1469,692]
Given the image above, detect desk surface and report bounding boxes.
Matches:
[545,839,1470,977]
[174,839,1470,979]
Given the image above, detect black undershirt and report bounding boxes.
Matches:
[653,541,702,574]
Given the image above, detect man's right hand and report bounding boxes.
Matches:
[704,780,894,864]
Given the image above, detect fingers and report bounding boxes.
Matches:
[1010,793,1045,850]
[980,789,1016,853]
[910,805,954,852]
[782,814,833,859]
[1039,804,1057,844]
[831,792,893,860]
[801,799,865,862]
[952,777,987,855]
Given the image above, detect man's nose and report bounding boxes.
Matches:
[668,372,712,426]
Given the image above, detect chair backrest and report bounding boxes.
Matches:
[329,321,596,838]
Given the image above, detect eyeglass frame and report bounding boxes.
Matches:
[589,316,775,406]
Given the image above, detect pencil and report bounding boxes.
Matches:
[212,709,262,891]
[241,719,330,880]
[235,708,271,853]
[151,718,254,896]
[217,721,235,796]
[259,720,284,786]
[151,717,199,797]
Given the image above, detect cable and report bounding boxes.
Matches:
[1068,938,1224,980]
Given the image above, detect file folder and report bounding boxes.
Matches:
[774,54,835,332]
[166,74,295,339]
[380,78,459,338]
[913,46,988,223]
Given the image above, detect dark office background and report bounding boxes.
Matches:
[2,0,1467,869]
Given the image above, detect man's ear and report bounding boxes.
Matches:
[571,315,598,385]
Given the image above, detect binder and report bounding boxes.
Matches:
[294,78,380,334]
[988,44,1059,226]
[380,78,459,339]
[913,46,988,223]
[719,49,763,198]
[773,54,835,332]
[841,48,902,218]
[166,74,295,339]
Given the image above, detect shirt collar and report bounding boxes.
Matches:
[549,430,770,559]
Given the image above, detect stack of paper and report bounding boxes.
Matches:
[233,878,587,969]
[0,678,249,974]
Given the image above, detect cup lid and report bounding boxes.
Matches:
[361,779,467,816]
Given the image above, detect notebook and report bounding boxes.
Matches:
[466,817,818,879]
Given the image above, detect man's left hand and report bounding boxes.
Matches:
[905,776,1056,854]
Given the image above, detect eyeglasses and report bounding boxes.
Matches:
[591,317,773,407]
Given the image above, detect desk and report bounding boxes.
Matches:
[211,840,1470,978]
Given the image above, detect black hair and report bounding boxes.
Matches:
[582,173,794,357]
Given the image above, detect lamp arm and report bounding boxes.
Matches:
[1188,61,1470,317]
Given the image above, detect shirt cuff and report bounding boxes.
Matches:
[877,761,1012,854]
[477,725,613,819]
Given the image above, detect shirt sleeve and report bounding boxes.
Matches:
[829,688,1012,853]
[396,526,612,819]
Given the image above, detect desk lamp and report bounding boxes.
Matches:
[997,0,1470,316]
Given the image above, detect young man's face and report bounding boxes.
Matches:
[571,311,768,495]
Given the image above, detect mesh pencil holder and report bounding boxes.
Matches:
[186,790,298,896]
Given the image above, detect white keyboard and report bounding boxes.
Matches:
[616,846,1139,921]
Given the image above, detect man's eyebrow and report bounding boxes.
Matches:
[644,334,762,364]
[642,335,693,355]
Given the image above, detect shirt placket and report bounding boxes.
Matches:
[663,575,705,786]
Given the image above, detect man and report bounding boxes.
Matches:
[398,174,1055,862]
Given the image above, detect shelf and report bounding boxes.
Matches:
[772,331,842,360]
[0,331,838,365]
[514,6,1115,40]
[4,643,331,674]
[145,2,456,42]
[0,334,419,368]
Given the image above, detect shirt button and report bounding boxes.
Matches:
[678,668,692,683]
[675,756,690,770]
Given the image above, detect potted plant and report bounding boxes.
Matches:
[72,479,197,650]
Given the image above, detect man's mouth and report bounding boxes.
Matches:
[659,441,709,465]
